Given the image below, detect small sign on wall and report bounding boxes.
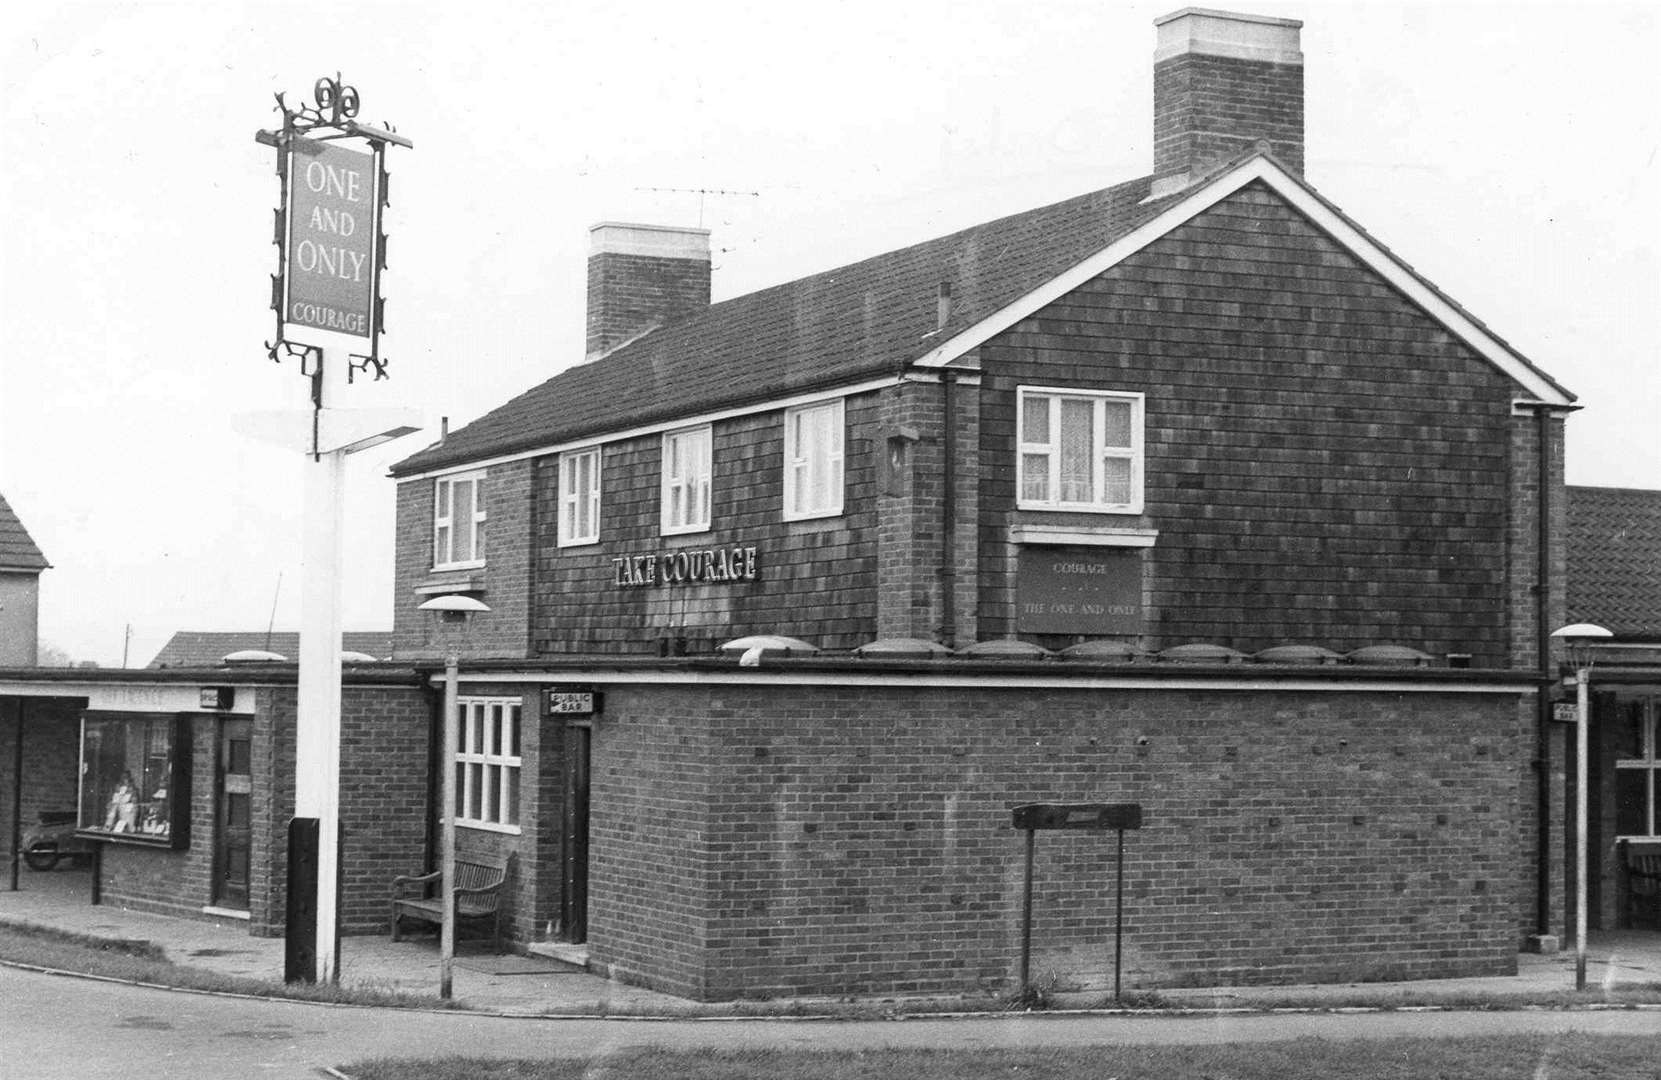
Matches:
[547,687,601,716]
[1016,546,1143,635]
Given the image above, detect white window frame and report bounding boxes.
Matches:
[432,470,487,570]
[452,697,522,833]
[1615,696,1659,839]
[1016,386,1144,514]
[783,399,845,521]
[661,424,712,535]
[557,446,602,547]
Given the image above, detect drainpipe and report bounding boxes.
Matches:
[1526,403,1554,939]
[939,370,958,648]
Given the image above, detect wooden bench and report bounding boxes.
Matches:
[389,852,509,953]
[1624,839,1661,930]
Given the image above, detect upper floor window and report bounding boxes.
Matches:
[784,400,845,521]
[1017,387,1144,513]
[661,425,712,535]
[433,471,487,569]
[558,446,601,547]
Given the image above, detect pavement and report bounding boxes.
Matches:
[3,863,1660,1018]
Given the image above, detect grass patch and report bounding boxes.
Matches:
[342,1035,1661,1080]
[0,920,455,1010]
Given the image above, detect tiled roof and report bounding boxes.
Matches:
[146,631,395,668]
[0,493,48,572]
[1566,486,1661,640]
[392,175,1181,476]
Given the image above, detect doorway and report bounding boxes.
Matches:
[559,722,590,943]
[214,718,252,910]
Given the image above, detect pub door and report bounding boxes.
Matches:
[559,722,590,943]
[213,718,252,910]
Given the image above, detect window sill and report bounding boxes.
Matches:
[661,525,713,539]
[414,572,484,596]
[1010,523,1159,548]
[783,507,844,525]
[452,820,523,836]
[556,536,601,550]
[432,559,486,573]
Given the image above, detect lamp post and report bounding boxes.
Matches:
[418,594,490,999]
[1551,621,1612,991]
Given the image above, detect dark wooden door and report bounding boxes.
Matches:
[560,724,590,943]
[214,719,252,909]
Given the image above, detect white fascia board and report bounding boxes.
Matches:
[912,156,1574,407]
[398,374,901,484]
[435,668,1533,695]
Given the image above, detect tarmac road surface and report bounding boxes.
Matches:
[1,966,1657,1080]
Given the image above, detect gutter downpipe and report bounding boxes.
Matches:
[1526,402,1554,939]
[940,370,958,649]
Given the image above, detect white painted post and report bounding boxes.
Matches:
[295,346,348,984]
[439,651,459,998]
[1575,663,1589,992]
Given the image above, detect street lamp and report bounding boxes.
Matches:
[1551,621,1612,991]
[418,593,490,999]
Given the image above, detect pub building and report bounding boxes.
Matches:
[1,8,1647,1002]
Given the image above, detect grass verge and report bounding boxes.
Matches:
[341,1035,1661,1080]
[0,920,455,1010]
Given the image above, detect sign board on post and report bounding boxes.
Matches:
[284,139,379,340]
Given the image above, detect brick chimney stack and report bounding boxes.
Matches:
[585,222,711,359]
[1151,8,1303,198]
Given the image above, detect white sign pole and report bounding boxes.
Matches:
[294,353,348,983]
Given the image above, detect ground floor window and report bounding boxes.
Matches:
[78,712,189,847]
[454,698,521,831]
[1614,696,1659,837]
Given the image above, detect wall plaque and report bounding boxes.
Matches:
[1017,546,1143,635]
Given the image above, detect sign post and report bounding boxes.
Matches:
[1010,802,1143,1002]
[252,77,417,985]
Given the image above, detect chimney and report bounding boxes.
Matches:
[1151,8,1303,197]
[585,222,711,359]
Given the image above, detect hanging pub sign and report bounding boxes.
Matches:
[283,138,379,339]
[1016,546,1143,635]
[257,74,410,379]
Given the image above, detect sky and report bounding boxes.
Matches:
[1,0,1656,668]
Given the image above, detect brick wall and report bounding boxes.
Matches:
[0,697,81,866]
[976,184,1519,663]
[1154,50,1304,179]
[587,251,711,358]
[530,398,882,655]
[586,678,1526,1001]
[392,458,535,661]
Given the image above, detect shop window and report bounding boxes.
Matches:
[454,698,521,832]
[558,446,602,547]
[661,425,712,535]
[77,713,191,848]
[433,471,487,569]
[783,399,845,521]
[1615,697,1659,838]
[1017,387,1144,513]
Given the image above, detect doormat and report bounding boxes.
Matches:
[454,954,582,976]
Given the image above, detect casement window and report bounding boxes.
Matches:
[1615,696,1660,838]
[661,424,712,535]
[1017,387,1144,513]
[453,698,521,832]
[558,446,602,547]
[783,399,845,521]
[433,471,487,569]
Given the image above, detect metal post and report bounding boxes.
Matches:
[1114,828,1126,1001]
[1019,827,1035,999]
[1575,664,1589,991]
[439,652,459,999]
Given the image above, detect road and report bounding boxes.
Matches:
[0,966,1656,1079]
